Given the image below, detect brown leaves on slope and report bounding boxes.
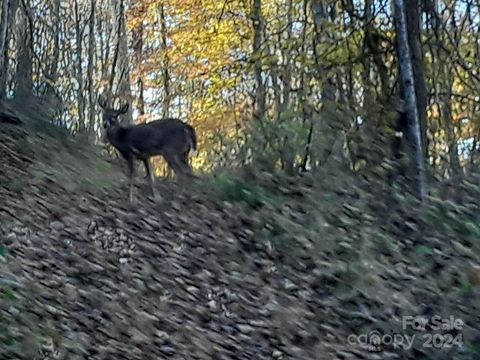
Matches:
[1,105,480,359]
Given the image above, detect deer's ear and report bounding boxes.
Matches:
[98,95,107,109]
[118,103,129,114]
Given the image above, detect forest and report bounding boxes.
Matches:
[0,0,478,179]
[0,0,479,359]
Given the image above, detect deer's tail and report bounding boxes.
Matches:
[185,124,197,155]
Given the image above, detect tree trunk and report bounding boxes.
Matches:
[16,0,33,98]
[99,5,112,88]
[252,0,266,121]
[115,0,133,123]
[0,0,9,64]
[311,0,339,166]
[362,0,374,107]
[132,1,145,116]
[394,0,427,199]
[87,0,96,133]
[405,0,428,156]
[0,0,10,99]
[439,67,461,177]
[74,0,85,131]
[45,0,60,98]
[159,3,171,118]
[362,0,389,103]
[107,2,119,101]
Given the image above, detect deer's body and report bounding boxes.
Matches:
[98,96,197,202]
[106,118,196,160]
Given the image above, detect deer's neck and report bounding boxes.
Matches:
[106,125,125,149]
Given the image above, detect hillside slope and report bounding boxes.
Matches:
[1,99,479,359]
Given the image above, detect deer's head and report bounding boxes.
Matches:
[98,95,129,129]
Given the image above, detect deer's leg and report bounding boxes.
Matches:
[163,151,185,183]
[168,152,197,189]
[143,158,159,200]
[172,153,190,177]
[126,156,136,203]
[179,152,195,177]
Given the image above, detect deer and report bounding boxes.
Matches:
[98,95,197,203]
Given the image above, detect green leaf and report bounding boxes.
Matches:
[0,246,7,256]
[461,280,473,292]
[414,245,433,255]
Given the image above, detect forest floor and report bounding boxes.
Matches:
[0,98,479,359]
